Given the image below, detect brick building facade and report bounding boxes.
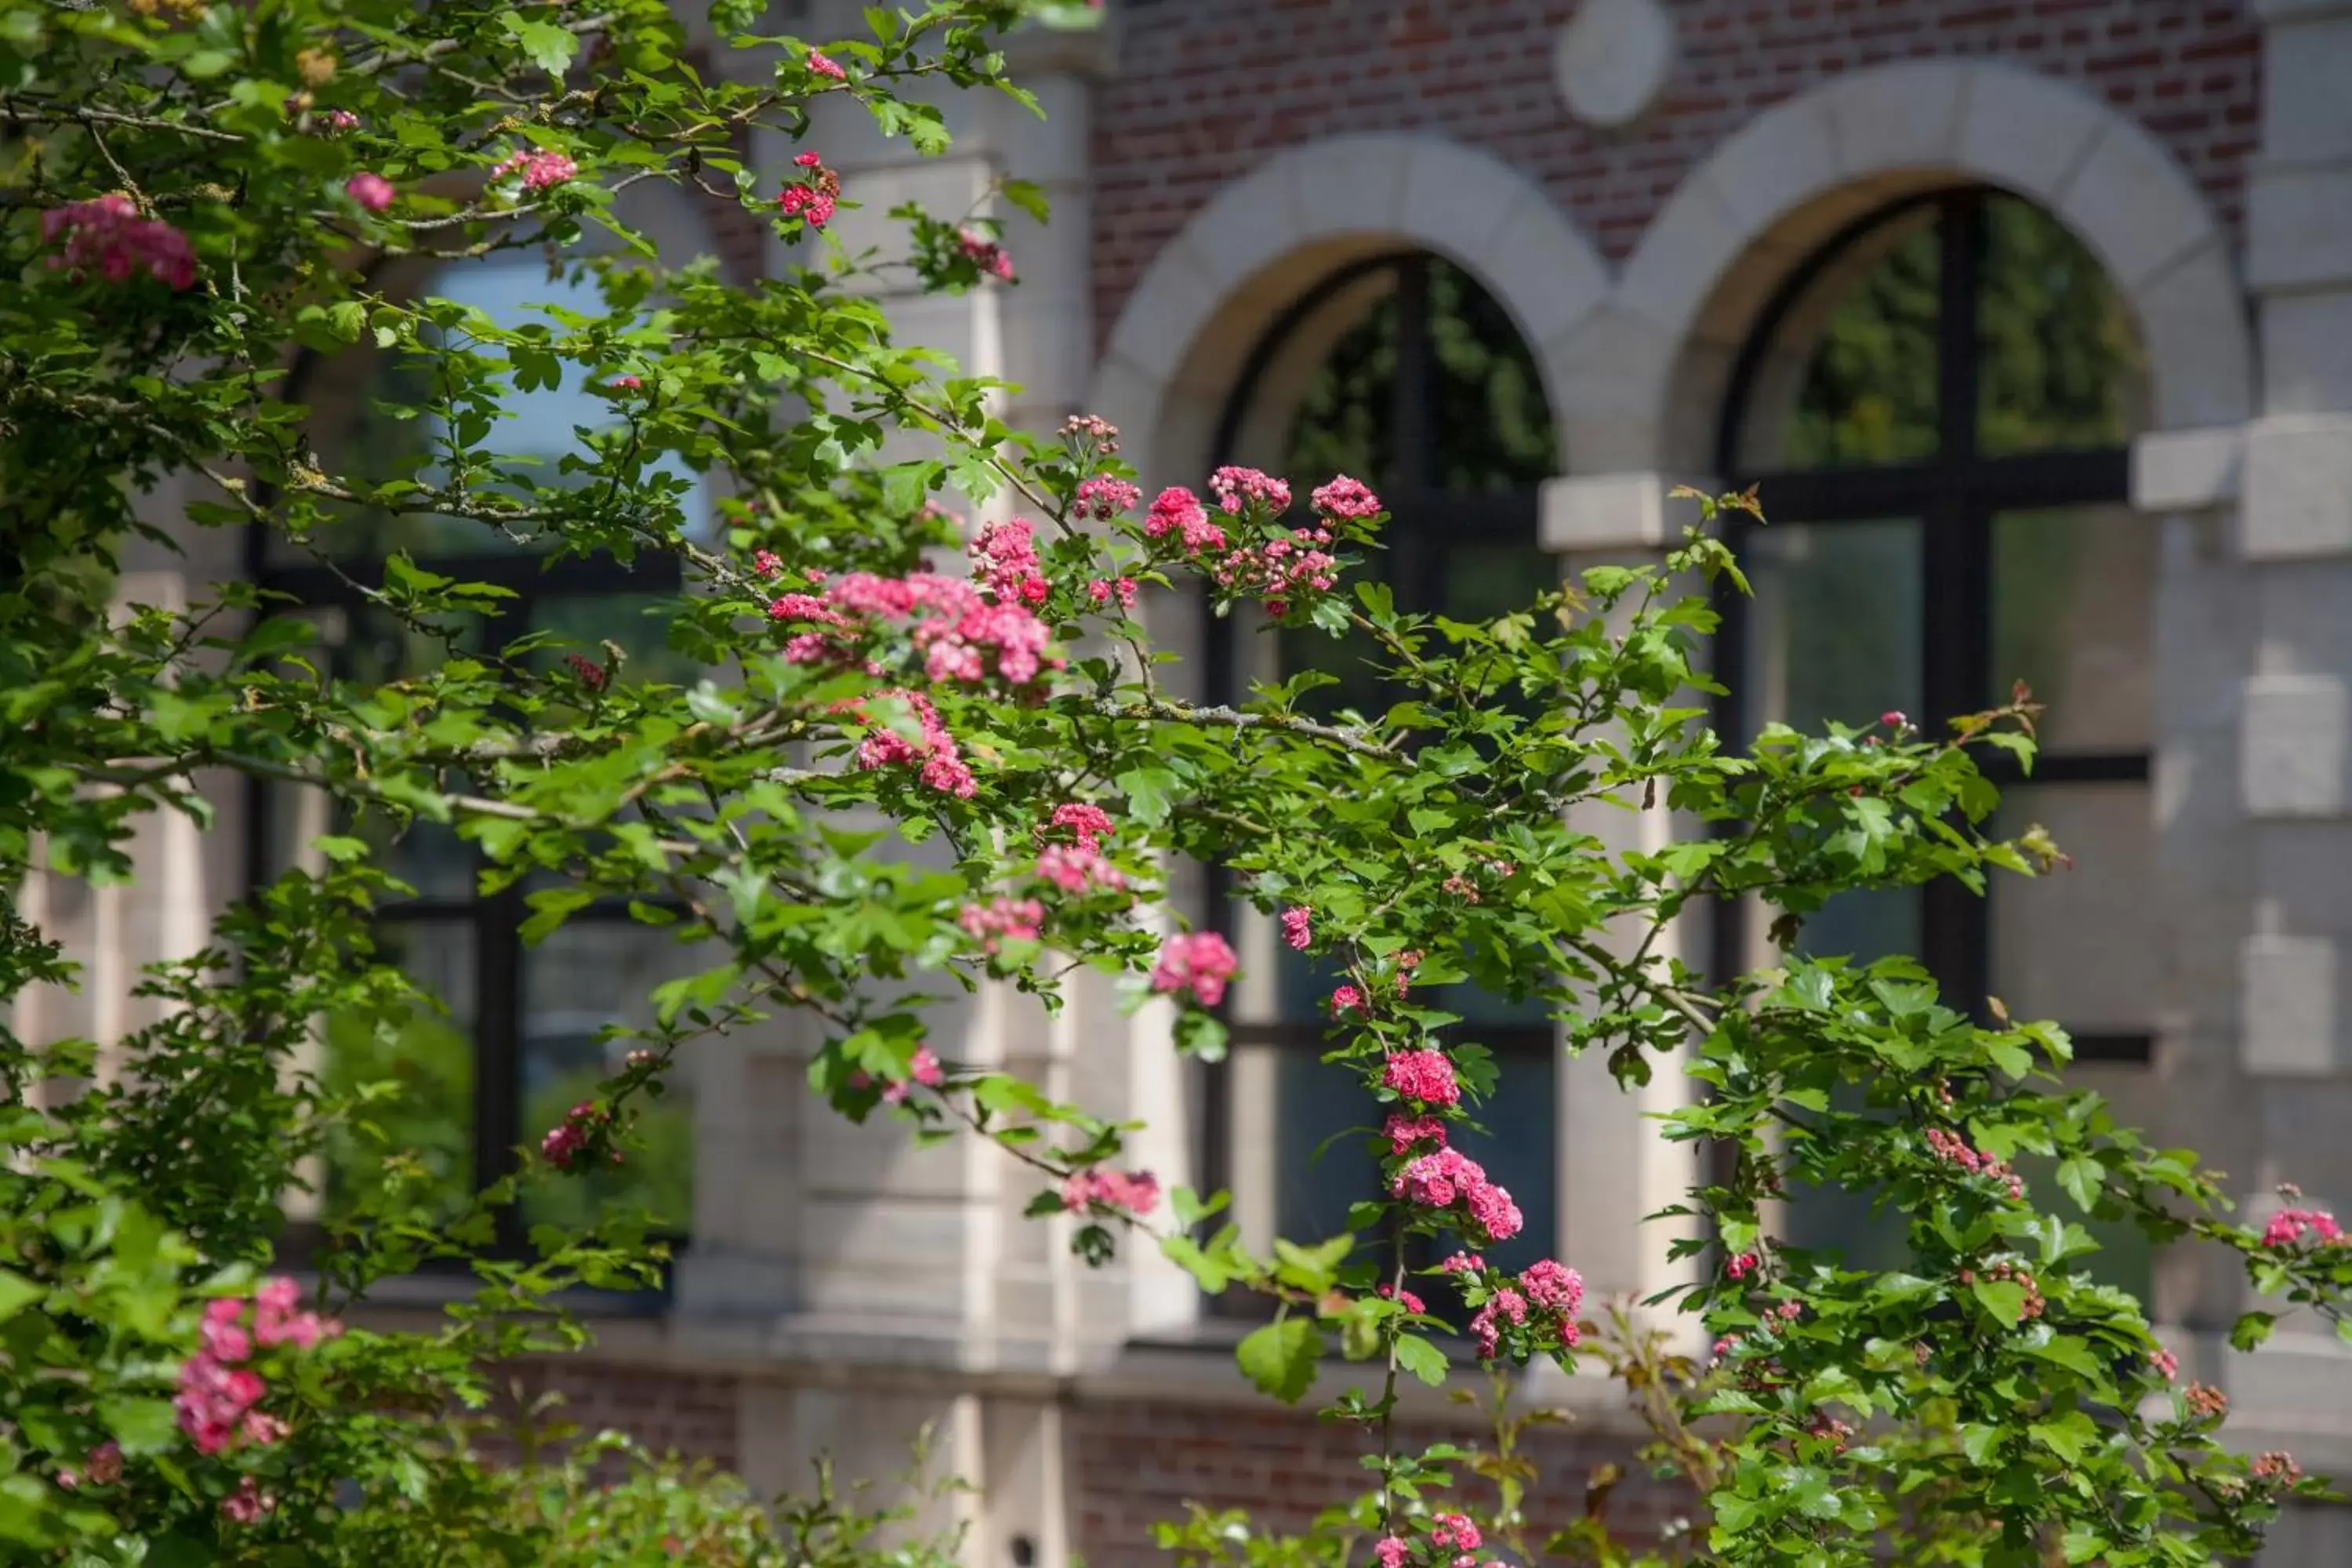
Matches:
[43,0,2352,1563]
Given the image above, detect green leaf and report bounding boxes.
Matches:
[502,13,579,74]
[0,1269,41,1323]
[1116,766,1178,828]
[2230,1310,2276,1352]
[2056,1155,2101,1213]
[1971,1279,2027,1326]
[1236,1318,1322,1405]
[1394,1332,1448,1388]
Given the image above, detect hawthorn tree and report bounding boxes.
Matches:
[2,0,2347,1564]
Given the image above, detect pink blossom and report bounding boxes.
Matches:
[1075,475,1142,520]
[794,150,823,168]
[320,109,361,133]
[958,227,1014,281]
[779,184,837,227]
[609,374,641,391]
[1440,1250,1483,1276]
[1279,906,1312,950]
[1377,1283,1426,1315]
[1881,710,1909,730]
[344,172,395,212]
[807,48,846,79]
[881,1044,945,1105]
[563,652,607,690]
[1468,1287,1529,1359]
[960,895,1045,953]
[1381,1049,1460,1108]
[1726,1250,1758,1281]
[1086,577,1140,611]
[852,690,976,798]
[1208,466,1293,516]
[1311,474,1382,519]
[1144,487,1227,553]
[1374,1537,1410,1568]
[85,1443,122,1486]
[490,147,577,191]
[1331,984,1365,1014]
[1519,1259,1584,1316]
[1152,931,1238,1007]
[1062,1167,1160,1216]
[2263,1207,2344,1248]
[1051,802,1116,850]
[1430,1515,1480,1555]
[971,517,1048,604]
[176,1281,337,1457]
[1389,1146,1529,1243]
[1925,1126,2024,1199]
[39,194,198,290]
[2150,1345,2180,1381]
[539,1098,608,1171]
[1467,1181,1523,1244]
[753,550,784,577]
[1036,842,1125,895]
[1382,1112,1446,1153]
[221,1475,277,1524]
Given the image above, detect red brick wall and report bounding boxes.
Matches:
[1090,0,2261,345]
[476,1359,742,1473]
[1069,1396,1693,1568]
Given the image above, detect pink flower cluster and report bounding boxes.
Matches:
[1208,466,1292,516]
[1074,475,1141,519]
[1143,487,1228,554]
[1038,843,1124,894]
[1062,1167,1160,1216]
[1381,1049,1459,1108]
[1331,984,1364,1014]
[320,109,361,133]
[779,151,840,228]
[1726,1250,1758,1281]
[1469,1259,1582,1359]
[1052,801,1115,848]
[807,48,845,79]
[40,194,198,290]
[540,1098,613,1170]
[959,227,1014,281]
[1382,1112,1446,1153]
[1377,1282,1426,1315]
[881,1044,944,1105]
[1206,524,1340,619]
[1374,1537,1409,1568]
[1061,413,1120,451]
[491,147,577,191]
[344,171,395,212]
[562,652,607,690]
[855,689,976,798]
[1152,931,1237,1007]
[176,1280,339,1457]
[2149,1345,2180,1381]
[1924,1126,2024,1199]
[1311,475,1382,519]
[2263,1207,2344,1248]
[222,1475,278,1524]
[54,1441,122,1491]
[1391,1147,1522,1245]
[1431,1514,1480,1555]
[1440,1250,1482,1276]
[960,895,1044,953]
[752,549,785,576]
[771,572,1054,687]
[1085,577,1138,611]
[971,517,1050,605]
[1280,906,1312,950]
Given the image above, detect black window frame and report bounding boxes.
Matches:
[246,331,698,1277]
[1708,185,2154,1068]
[1195,251,1559,1316]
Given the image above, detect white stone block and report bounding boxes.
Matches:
[1103,240,1224,385]
[1541,471,1714,553]
[1615,174,1745,339]
[1552,0,1676,129]
[1695,93,1840,238]
[1288,136,1414,245]
[2058,121,2217,292]
[1398,139,1538,261]
[1955,64,2108,205]
[2131,240,2256,431]
[1545,304,1676,473]
[2249,164,2352,292]
[2132,427,2243,511]
[2242,675,2352,818]
[1479,198,1610,350]
[2241,934,2344,1075]
[1824,61,1967,177]
[2262,15,2352,163]
[2240,415,2352,559]
[2262,289,2352,414]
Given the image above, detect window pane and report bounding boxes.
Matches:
[1976,194,2148,457]
[1990,782,2155,1036]
[531,591,704,690]
[515,920,707,1232]
[1992,506,2153,752]
[319,920,476,1225]
[1745,207,1940,471]
[1443,543,1559,622]
[1744,519,1923,732]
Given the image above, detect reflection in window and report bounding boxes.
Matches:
[1211,254,1560,1308]
[1720,187,2153,1280]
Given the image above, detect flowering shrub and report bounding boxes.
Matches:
[2,0,2348,1564]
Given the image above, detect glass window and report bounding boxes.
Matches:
[1210,254,1560,1312]
[1722,188,2154,1276]
[257,251,710,1254]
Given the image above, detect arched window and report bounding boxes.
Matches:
[1718,187,2158,1285]
[252,247,709,1255]
[1202,253,1562,1308]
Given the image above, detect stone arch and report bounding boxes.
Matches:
[1581,60,2253,475]
[1087,133,1610,486]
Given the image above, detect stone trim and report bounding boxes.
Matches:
[1606,60,2254,472]
[1090,132,1608,485]
[2132,427,2244,512]
[1539,471,1718,554]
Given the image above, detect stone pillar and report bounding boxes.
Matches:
[1536,473,1711,1348]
